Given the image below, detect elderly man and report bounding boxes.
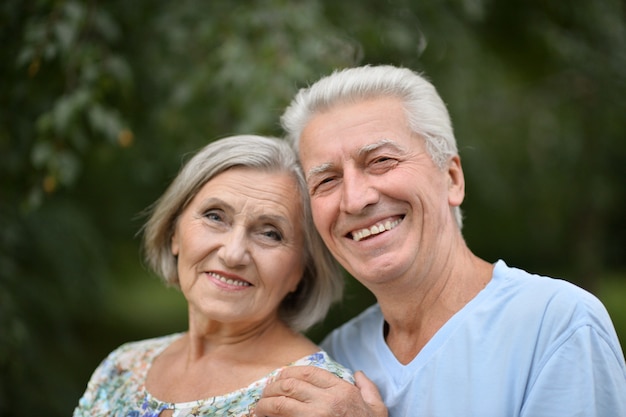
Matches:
[255,65,626,417]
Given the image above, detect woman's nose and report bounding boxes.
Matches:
[217,227,251,267]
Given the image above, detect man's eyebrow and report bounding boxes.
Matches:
[306,139,407,180]
[306,162,334,181]
[357,138,406,156]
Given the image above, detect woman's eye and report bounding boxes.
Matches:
[204,210,223,222]
[262,229,283,242]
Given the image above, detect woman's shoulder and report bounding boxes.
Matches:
[291,351,355,383]
[102,333,184,371]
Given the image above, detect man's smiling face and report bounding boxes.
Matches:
[299,96,464,289]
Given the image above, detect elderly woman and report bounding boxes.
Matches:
[73,135,353,417]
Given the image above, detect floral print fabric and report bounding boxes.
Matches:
[73,333,354,417]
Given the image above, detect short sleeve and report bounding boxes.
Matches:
[73,353,118,416]
[521,325,626,417]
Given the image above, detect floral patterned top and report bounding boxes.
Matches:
[73,333,354,417]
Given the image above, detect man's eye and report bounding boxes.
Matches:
[312,176,336,193]
[369,156,398,172]
[373,156,394,164]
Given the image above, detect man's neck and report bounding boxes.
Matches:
[377,252,493,364]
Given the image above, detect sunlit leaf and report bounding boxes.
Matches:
[87,104,123,143]
[31,141,54,169]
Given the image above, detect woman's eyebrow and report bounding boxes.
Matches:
[199,197,231,210]
[258,213,292,230]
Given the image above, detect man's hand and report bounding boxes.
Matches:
[254,366,387,417]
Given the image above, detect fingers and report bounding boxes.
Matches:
[276,365,341,388]
[253,393,310,417]
[260,366,341,403]
[255,366,388,417]
[255,366,351,417]
[355,371,388,417]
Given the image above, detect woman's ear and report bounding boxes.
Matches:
[171,230,179,257]
[447,155,465,207]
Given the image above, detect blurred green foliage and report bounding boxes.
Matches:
[1,0,625,415]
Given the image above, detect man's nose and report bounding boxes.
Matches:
[339,168,379,214]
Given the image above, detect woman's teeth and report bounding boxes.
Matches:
[209,272,251,287]
[352,219,401,242]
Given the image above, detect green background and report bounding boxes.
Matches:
[2,1,625,415]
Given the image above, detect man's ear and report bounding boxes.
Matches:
[447,155,465,207]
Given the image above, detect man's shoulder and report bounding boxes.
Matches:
[495,260,600,300]
[321,304,381,347]
[338,303,382,331]
[320,304,382,369]
[493,260,612,328]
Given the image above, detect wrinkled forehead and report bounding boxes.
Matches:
[298,96,413,158]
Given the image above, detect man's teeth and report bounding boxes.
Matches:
[210,273,251,287]
[352,219,401,242]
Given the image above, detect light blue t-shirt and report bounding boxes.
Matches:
[322,260,626,417]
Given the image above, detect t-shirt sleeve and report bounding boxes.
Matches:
[521,325,626,416]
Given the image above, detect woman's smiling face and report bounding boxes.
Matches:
[171,167,305,328]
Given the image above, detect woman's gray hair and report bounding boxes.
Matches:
[142,134,343,332]
[281,65,463,228]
